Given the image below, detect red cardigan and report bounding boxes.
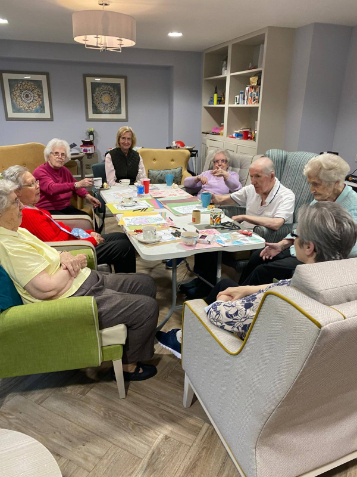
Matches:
[21,207,97,246]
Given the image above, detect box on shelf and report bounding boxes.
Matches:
[82,152,99,175]
[80,144,95,154]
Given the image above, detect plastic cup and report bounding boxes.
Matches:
[142,178,150,194]
[165,173,174,187]
[242,130,249,140]
[201,191,212,208]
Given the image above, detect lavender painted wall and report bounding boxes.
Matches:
[0,40,202,162]
[333,26,357,168]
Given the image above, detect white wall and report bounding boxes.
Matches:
[333,26,357,168]
[0,40,203,162]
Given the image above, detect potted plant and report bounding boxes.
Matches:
[87,127,95,141]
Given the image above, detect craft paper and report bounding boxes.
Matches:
[149,189,192,198]
[122,214,167,227]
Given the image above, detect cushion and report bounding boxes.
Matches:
[290,258,357,306]
[0,266,23,312]
[148,166,182,185]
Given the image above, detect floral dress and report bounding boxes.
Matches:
[206,279,291,340]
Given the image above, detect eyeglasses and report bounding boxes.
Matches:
[22,180,39,188]
[51,152,67,159]
[10,197,21,208]
[213,159,227,164]
[291,231,299,238]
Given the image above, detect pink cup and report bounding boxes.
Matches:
[142,178,150,194]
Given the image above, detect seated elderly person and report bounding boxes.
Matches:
[239,153,357,286]
[0,180,158,381]
[183,149,241,197]
[157,202,357,357]
[2,166,136,274]
[33,138,101,215]
[180,156,295,299]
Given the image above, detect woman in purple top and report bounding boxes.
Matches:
[184,149,241,197]
[33,138,100,216]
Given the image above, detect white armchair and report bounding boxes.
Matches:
[182,258,357,477]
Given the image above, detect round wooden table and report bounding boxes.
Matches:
[0,429,62,476]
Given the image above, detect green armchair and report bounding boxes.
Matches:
[0,249,126,398]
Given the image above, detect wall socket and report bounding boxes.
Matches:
[355,154,357,162]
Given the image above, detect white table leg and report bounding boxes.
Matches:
[156,258,183,331]
[216,251,222,283]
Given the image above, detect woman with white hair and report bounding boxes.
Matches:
[239,153,357,286]
[183,149,241,197]
[33,138,101,215]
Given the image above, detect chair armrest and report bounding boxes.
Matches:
[219,205,246,218]
[51,215,94,230]
[47,242,97,270]
[253,223,293,242]
[0,296,101,377]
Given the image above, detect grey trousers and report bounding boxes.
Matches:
[72,271,158,364]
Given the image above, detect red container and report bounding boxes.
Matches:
[142,178,150,194]
[242,130,249,140]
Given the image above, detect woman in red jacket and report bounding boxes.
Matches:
[2,166,136,274]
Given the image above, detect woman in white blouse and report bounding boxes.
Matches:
[105,126,147,186]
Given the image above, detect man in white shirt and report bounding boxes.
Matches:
[182,157,295,299]
[212,157,295,230]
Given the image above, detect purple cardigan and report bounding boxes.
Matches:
[33,162,87,211]
[184,170,242,198]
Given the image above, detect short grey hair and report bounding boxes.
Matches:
[44,138,71,164]
[250,156,275,176]
[297,201,357,262]
[303,154,350,184]
[206,149,231,170]
[2,165,29,188]
[0,180,19,214]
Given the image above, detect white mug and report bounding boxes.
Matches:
[93,177,102,188]
[142,225,157,241]
[210,208,225,226]
[119,179,130,186]
[123,196,135,206]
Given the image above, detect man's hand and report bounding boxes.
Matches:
[259,242,283,260]
[85,194,101,209]
[90,232,105,245]
[59,252,87,278]
[232,214,246,223]
[212,169,229,180]
[217,286,254,302]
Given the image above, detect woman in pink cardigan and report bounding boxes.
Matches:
[184,149,242,197]
[33,138,100,215]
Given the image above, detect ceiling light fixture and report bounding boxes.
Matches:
[0,18,8,24]
[24,76,31,79]
[168,32,182,37]
[72,1,136,53]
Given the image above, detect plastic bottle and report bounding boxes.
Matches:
[213,85,218,105]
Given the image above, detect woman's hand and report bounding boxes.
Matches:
[217,286,254,301]
[85,194,101,209]
[90,232,105,245]
[195,175,208,185]
[76,178,94,188]
[60,252,87,277]
[259,242,284,260]
[212,169,229,180]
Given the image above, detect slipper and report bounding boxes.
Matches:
[122,363,157,382]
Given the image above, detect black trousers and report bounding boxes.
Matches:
[206,278,238,305]
[48,205,91,216]
[194,251,238,285]
[97,233,136,273]
[239,248,302,286]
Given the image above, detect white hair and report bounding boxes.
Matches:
[303,154,350,184]
[44,138,71,164]
[206,149,231,170]
[0,180,19,214]
[2,165,29,188]
[250,157,275,176]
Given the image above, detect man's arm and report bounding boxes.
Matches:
[212,193,236,205]
[232,215,285,231]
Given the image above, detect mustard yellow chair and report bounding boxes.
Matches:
[139,148,191,184]
[0,142,92,216]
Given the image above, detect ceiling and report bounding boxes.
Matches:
[0,0,357,52]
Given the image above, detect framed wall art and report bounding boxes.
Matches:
[84,75,127,122]
[0,71,53,121]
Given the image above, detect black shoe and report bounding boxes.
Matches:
[185,282,212,300]
[122,363,157,382]
[178,278,200,293]
[166,258,185,269]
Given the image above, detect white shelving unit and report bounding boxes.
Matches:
[200,27,295,172]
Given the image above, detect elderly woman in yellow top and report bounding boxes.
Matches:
[105,126,147,186]
[0,180,158,382]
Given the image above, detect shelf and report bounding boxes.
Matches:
[230,68,262,77]
[204,105,225,108]
[228,104,259,108]
[204,75,227,81]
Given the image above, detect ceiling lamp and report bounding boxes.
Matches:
[72,1,136,53]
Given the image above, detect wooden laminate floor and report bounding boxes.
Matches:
[0,217,357,476]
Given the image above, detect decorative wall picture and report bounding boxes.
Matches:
[0,71,53,121]
[84,75,127,121]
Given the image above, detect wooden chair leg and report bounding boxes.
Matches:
[183,373,195,408]
[113,359,126,399]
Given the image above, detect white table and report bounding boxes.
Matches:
[101,185,265,329]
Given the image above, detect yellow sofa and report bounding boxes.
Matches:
[139,148,191,184]
[0,142,91,216]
